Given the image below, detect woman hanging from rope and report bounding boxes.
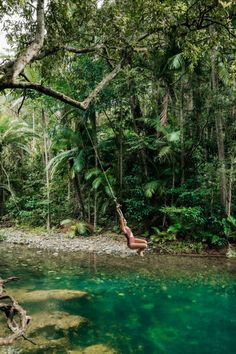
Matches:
[116,204,148,257]
[83,124,147,256]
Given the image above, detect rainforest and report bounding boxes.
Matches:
[0,0,236,352]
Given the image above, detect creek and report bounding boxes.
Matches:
[0,244,236,353]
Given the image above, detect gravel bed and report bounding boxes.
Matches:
[0,228,141,257]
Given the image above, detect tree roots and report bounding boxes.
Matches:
[0,277,32,346]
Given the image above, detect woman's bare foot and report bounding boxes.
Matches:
[137,249,144,257]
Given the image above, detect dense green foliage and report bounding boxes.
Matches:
[0,0,236,247]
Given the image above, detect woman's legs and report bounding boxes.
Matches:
[132,238,148,245]
[129,240,147,256]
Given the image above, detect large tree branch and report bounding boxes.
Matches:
[0,81,86,109]
[0,45,104,74]
[203,18,236,38]
[33,44,148,62]
[10,0,45,81]
[81,60,122,109]
[0,44,145,76]
[0,60,123,110]
[63,44,104,54]
[33,44,105,61]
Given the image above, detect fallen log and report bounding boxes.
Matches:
[0,277,32,346]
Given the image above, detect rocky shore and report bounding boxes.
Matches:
[1,227,234,258]
[0,227,144,257]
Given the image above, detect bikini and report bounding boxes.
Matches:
[123,226,135,246]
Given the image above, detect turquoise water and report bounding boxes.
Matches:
[0,245,236,353]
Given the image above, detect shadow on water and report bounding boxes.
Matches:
[0,244,236,353]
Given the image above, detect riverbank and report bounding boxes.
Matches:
[0,226,233,258]
[0,227,140,257]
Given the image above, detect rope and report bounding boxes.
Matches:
[83,122,124,219]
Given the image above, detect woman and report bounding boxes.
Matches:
[119,213,148,257]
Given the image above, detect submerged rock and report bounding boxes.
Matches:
[11,289,88,302]
[1,311,88,353]
[28,311,87,332]
[82,344,117,353]
[68,344,117,354]
[9,336,69,354]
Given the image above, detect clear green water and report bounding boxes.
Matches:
[0,245,236,354]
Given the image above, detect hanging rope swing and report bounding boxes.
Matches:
[84,122,147,256]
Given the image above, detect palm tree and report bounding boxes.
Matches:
[0,113,35,216]
[47,126,89,220]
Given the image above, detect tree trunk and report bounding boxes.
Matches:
[211,43,227,212]
[180,81,185,184]
[74,172,85,219]
[129,90,148,177]
[192,70,201,138]
[215,113,227,210]
[226,159,234,217]
[32,110,36,153]
[88,191,91,224]
[171,160,175,205]
[90,110,98,231]
[0,188,5,217]
[42,109,51,231]
[69,155,85,219]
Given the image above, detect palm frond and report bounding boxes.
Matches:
[47,148,77,177]
[218,61,230,86]
[73,150,85,173]
[166,130,180,143]
[85,167,101,180]
[0,115,37,146]
[0,184,11,193]
[158,145,172,160]
[92,176,103,189]
[144,180,160,198]
[168,53,185,70]
[13,142,32,155]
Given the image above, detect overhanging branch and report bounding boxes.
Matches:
[0,60,123,110]
[33,44,105,61]
[81,60,123,109]
[0,81,86,110]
